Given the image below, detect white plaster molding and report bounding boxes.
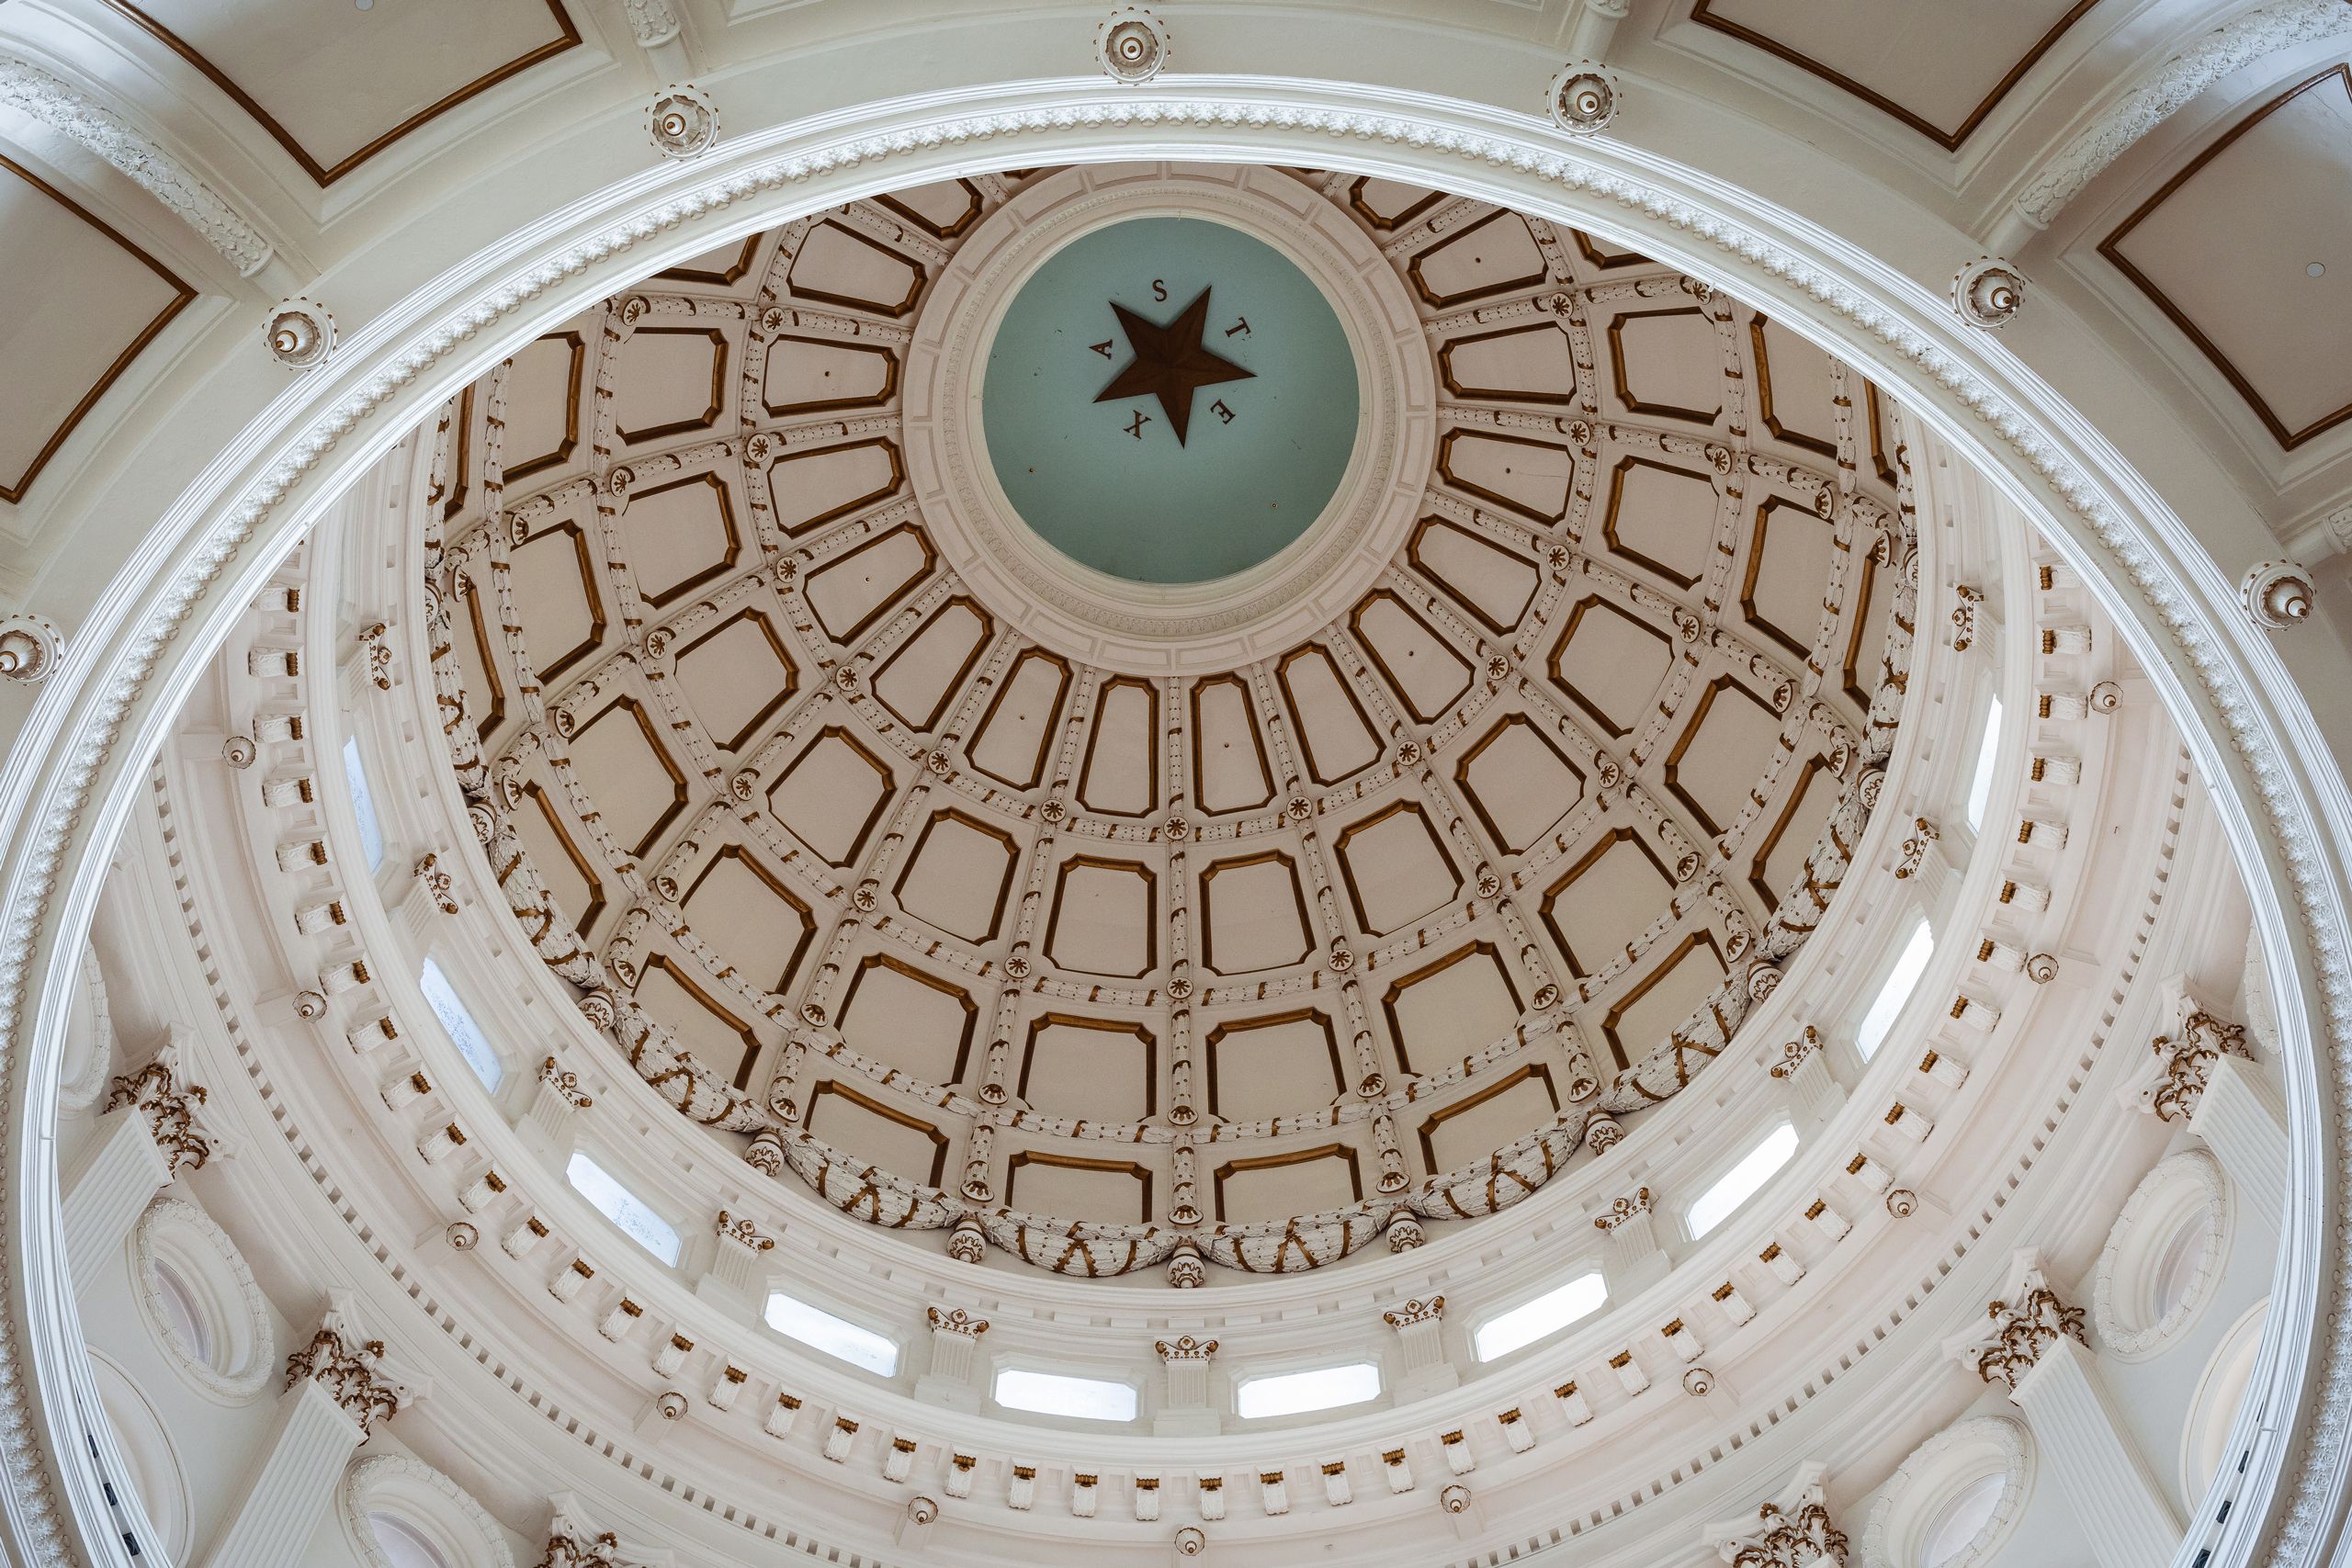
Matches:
[623,0,684,50]
[2091,1149,2229,1359]
[902,162,1433,673]
[2011,0,2352,231]
[341,1453,518,1568]
[0,53,273,276]
[1859,1416,2031,1568]
[131,1195,275,1403]
[0,80,2337,1568]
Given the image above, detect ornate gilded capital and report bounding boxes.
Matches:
[1155,1334,1218,1362]
[1967,1272,2088,1393]
[1593,1188,1654,1232]
[1382,1294,1444,1328]
[284,1305,404,1438]
[1718,1485,1849,1566]
[2149,1009,2254,1122]
[927,1305,989,1337]
[715,1209,775,1252]
[104,1043,213,1177]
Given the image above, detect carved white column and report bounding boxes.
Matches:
[1770,1027,1844,1133]
[521,1055,592,1151]
[62,1107,170,1296]
[1153,1335,1219,1437]
[1951,1254,2177,1568]
[1594,1187,1669,1295]
[2190,1053,2290,1230]
[696,1211,774,1311]
[1383,1295,1457,1398]
[203,1298,405,1568]
[2128,1001,2287,1228]
[913,1307,987,1411]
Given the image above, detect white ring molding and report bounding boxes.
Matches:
[0,76,2337,1568]
[904,162,1435,673]
[2093,1148,2232,1360]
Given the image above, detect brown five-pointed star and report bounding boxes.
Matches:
[1092,286,1253,446]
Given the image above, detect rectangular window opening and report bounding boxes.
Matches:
[992,1367,1138,1422]
[1856,918,1936,1062]
[418,957,503,1091]
[1473,1271,1609,1361]
[1236,1361,1382,1419]
[1964,694,2002,832]
[1685,1122,1800,1239]
[343,736,387,873]
[763,1291,899,1376]
[565,1150,682,1266]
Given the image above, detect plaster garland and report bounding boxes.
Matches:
[0,82,2336,1568]
[0,53,274,276]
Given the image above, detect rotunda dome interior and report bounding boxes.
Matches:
[4,8,2340,1568]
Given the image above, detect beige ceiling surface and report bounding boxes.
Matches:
[2103,63,2352,450]
[428,165,1917,1278]
[101,0,581,182]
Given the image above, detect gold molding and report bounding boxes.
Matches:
[99,0,581,186]
[0,153,195,504]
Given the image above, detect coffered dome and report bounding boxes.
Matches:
[423,163,1914,1279]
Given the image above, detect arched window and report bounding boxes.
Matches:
[2092,1149,2228,1359]
[341,1455,514,1568]
[1861,1416,2031,1568]
[132,1197,273,1402]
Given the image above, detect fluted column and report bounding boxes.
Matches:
[202,1299,404,1568]
[2190,1053,2289,1229]
[1595,1187,1669,1295]
[913,1306,988,1411]
[696,1210,775,1310]
[61,1108,170,1296]
[1951,1255,2177,1568]
[1154,1335,1219,1437]
[1384,1294,1457,1398]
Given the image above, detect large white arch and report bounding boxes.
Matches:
[0,73,2339,1568]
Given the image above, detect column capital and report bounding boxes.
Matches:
[283,1299,406,1438]
[1706,1461,1847,1565]
[1155,1334,1218,1363]
[1382,1294,1445,1328]
[103,1031,219,1177]
[715,1210,775,1253]
[2145,1007,2254,1122]
[1593,1187,1653,1233]
[927,1305,989,1337]
[1951,1252,2087,1394]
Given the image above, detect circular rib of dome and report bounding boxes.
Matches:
[980,215,1357,583]
[427,163,1915,1282]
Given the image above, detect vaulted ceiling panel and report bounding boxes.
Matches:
[1204,1010,1344,1121]
[837,954,978,1087]
[0,156,192,503]
[1380,942,1521,1075]
[1690,0,2099,149]
[1454,713,1586,856]
[894,809,1020,944]
[764,728,894,866]
[801,524,934,644]
[2101,65,2352,449]
[100,0,579,183]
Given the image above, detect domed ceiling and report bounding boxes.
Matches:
[426,163,1916,1280]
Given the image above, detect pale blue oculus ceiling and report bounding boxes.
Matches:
[980,216,1359,584]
